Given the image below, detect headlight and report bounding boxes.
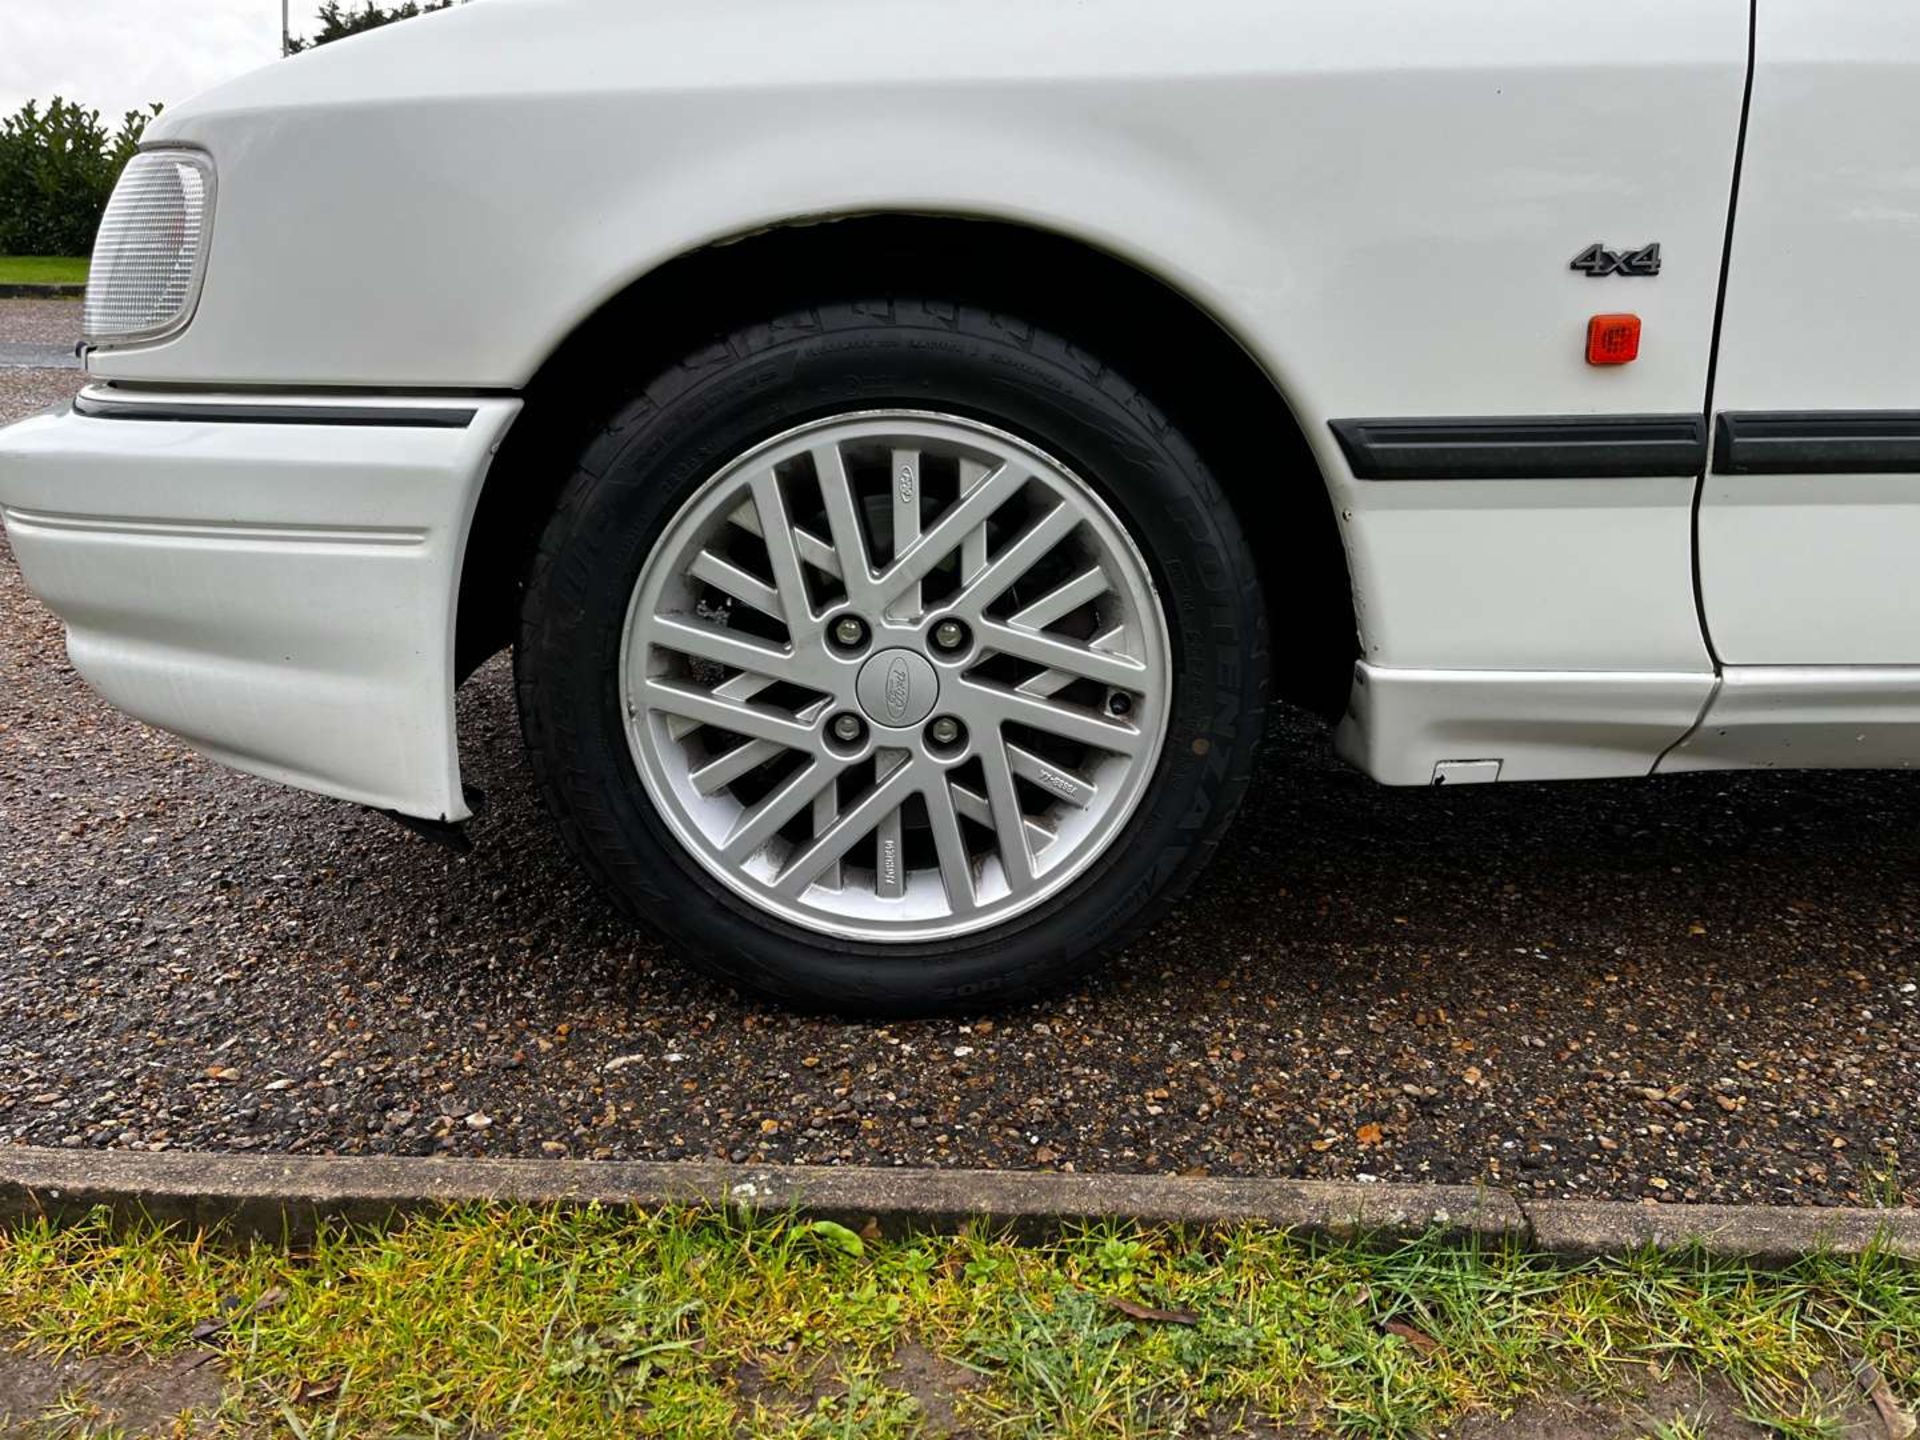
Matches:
[82,149,216,349]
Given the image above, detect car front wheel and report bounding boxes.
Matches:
[516,299,1267,1013]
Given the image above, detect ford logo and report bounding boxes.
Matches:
[884,656,913,722]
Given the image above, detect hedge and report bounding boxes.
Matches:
[0,99,156,258]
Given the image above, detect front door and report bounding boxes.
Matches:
[1700,1,1920,665]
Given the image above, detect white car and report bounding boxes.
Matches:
[1,0,1912,1012]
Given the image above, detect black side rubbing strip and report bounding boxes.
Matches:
[74,394,477,429]
[1715,412,1920,475]
[1330,414,1709,481]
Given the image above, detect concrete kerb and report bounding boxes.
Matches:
[0,1149,1524,1247]
[1524,1197,1920,1267]
[1,1147,1914,1263]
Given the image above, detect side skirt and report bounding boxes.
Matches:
[1337,664,1920,785]
[1335,664,1715,786]
[1658,667,1920,772]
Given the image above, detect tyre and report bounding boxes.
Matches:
[515,299,1267,1013]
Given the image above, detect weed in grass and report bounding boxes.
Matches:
[37,1389,123,1440]
[1756,1403,1848,1439]
[546,1283,706,1409]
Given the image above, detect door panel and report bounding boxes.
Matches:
[1703,1,1920,663]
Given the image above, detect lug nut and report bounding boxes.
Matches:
[927,716,964,748]
[931,619,969,652]
[1106,691,1134,718]
[831,713,865,743]
[831,615,868,648]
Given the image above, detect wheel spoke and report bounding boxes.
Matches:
[873,750,908,899]
[1006,741,1097,809]
[959,457,992,585]
[810,777,843,890]
[1007,566,1109,631]
[952,780,1052,849]
[872,462,1023,609]
[774,759,919,897]
[955,677,1145,755]
[977,731,1036,893]
[1014,622,1128,700]
[749,469,822,640]
[688,549,782,620]
[723,756,847,864]
[793,529,840,578]
[642,676,818,748]
[922,771,976,915]
[813,442,879,609]
[1014,669,1074,699]
[888,446,923,621]
[666,670,772,741]
[647,614,796,681]
[949,502,1079,617]
[975,619,1149,691]
[691,737,782,795]
[732,498,841,578]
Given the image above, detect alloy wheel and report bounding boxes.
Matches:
[620,410,1171,943]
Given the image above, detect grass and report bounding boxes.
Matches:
[0,1206,1915,1438]
[0,256,88,285]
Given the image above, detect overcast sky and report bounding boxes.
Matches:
[1,0,290,125]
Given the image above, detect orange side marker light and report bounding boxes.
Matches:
[1586,313,1641,366]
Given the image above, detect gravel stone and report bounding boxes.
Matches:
[0,363,82,420]
[2,303,1916,1207]
[0,299,84,345]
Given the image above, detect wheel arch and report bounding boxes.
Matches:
[458,212,1357,716]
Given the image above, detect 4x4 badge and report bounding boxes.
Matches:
[1571,242,1661,277]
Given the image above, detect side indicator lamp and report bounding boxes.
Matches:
[1586,313,1641,366]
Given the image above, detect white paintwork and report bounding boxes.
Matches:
[116,0,1749,420]
[1697,473,1920,664]
[1662,668,1920,772]
[89,0,1749,807]
[1340,477,1709,672]
[1338,665,1716,786]
[0,391,520,820]
[118,0,1741,705]
[1702,1,1920,664]
[7,0,1920,821]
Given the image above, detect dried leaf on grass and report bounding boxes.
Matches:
[291,1377,342,1405]
[192,1286,287,1343]
[1852,1357,1918,1440]
[1105,1296,1199,1325]
[1382,1319,1441,1356]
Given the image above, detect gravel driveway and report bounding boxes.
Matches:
[0,300,84,372]
[3,302,1915,1209]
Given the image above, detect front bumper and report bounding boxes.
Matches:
[0,388,521,820]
